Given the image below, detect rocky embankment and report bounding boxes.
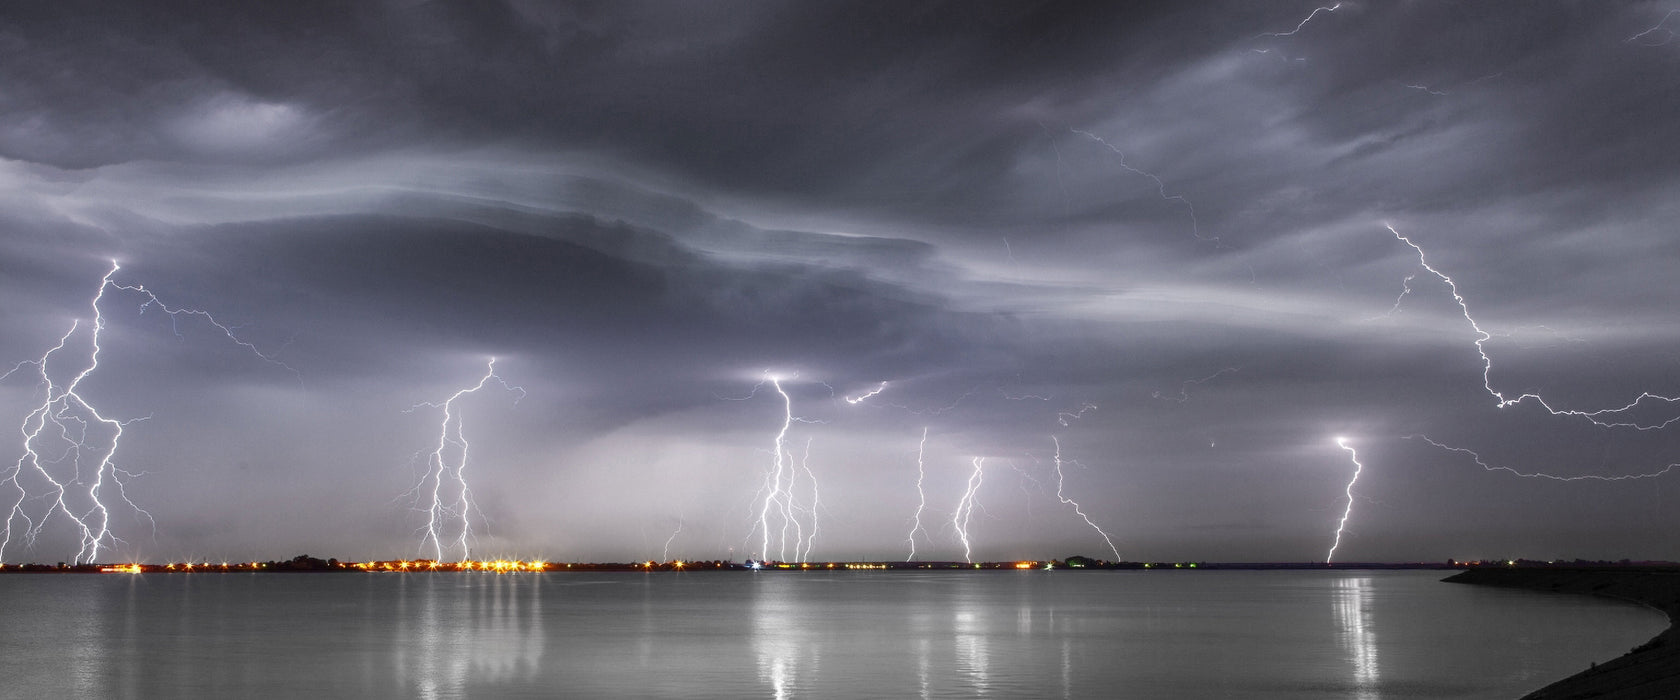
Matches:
[1443,567,1680,699]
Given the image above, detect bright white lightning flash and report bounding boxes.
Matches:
[1258,3,1342,39]
[747,375,821,563]
[1,261,289,564]
[404,358,524,563]
[905,426,929,561]
[844,381,888,405]
[1326,437,1363,564]
[951,457,985,563]
[1051,437,1121,561]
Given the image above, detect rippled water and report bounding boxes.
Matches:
[0,569,1663,698]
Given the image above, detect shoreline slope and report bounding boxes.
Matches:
[1443,568,1680,699]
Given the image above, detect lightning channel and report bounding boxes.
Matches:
[1408,435,1678,482]
[1071,129,1212,245]
[1153,368,1239,403]
[404,358,525,563]
[1326,437,1363,564]
[1258,3,1342,39]
[1626,9,1679,45]
[906,426,929,561]
[1051,436,1121,561]
[2,261,287,564]
[1387,224,1680,431]
[951,457,985,563]
[844,381,888,405]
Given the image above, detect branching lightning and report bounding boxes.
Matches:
[404,358,524,563]
[1385,224,1680,481]
[1,261,288,564]
[745,374,822,563]
[1388,224,1680,431]
[951,457,985,563]
[1326,437,1363,564]
[1051,436,1121,561]
[905,427,929,561]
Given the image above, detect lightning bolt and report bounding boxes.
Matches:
[661,517,683,563]
[795,437,820,563]
[1257,3,1342,39]
[2,261,287,564]
[1051,436,1121,561]
[906,426,929,561]
[843,381,888,405]
[1071,129,1212,245]
[951,457,985,563]
[404,358,524,563]
[1626,9,1679,45]
[1408,435,1678,482]
[1326,437,1363,564]
[1388,224,1680,432]
[742,374,823,563]
[1153,368,1239,403]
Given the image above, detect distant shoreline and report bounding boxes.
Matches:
[1443,567,1680,699]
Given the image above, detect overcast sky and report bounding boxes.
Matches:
[3,1,1679,565]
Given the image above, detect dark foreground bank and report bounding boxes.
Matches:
[1444,568,1680,699]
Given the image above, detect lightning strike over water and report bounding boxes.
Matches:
[404,358,525,563]
[1,261,287,564]
[1051,437,1121,561]
[951,457,985,564]
[906,427,929,561]
[746,375,822,563]
[1326,437,1363,564]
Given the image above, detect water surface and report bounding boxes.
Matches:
[0,570,1663,698]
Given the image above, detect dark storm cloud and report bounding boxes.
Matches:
[3,1,1679,563]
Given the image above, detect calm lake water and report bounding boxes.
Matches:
[0,569,1664,699]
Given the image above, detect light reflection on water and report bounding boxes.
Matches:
[1333,576,1379,699]
[0,569,1665,698]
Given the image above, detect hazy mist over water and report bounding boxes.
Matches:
[0,570,1662,698]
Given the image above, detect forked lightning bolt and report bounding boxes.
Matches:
[2,261,288,564]
[1326,437,1363,564]
[745,374,822,563]
[951,457,985,563]
[1387,224,1680,479]
[404,358,524,563]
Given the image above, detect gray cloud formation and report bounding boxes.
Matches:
[2,1,1678,564]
